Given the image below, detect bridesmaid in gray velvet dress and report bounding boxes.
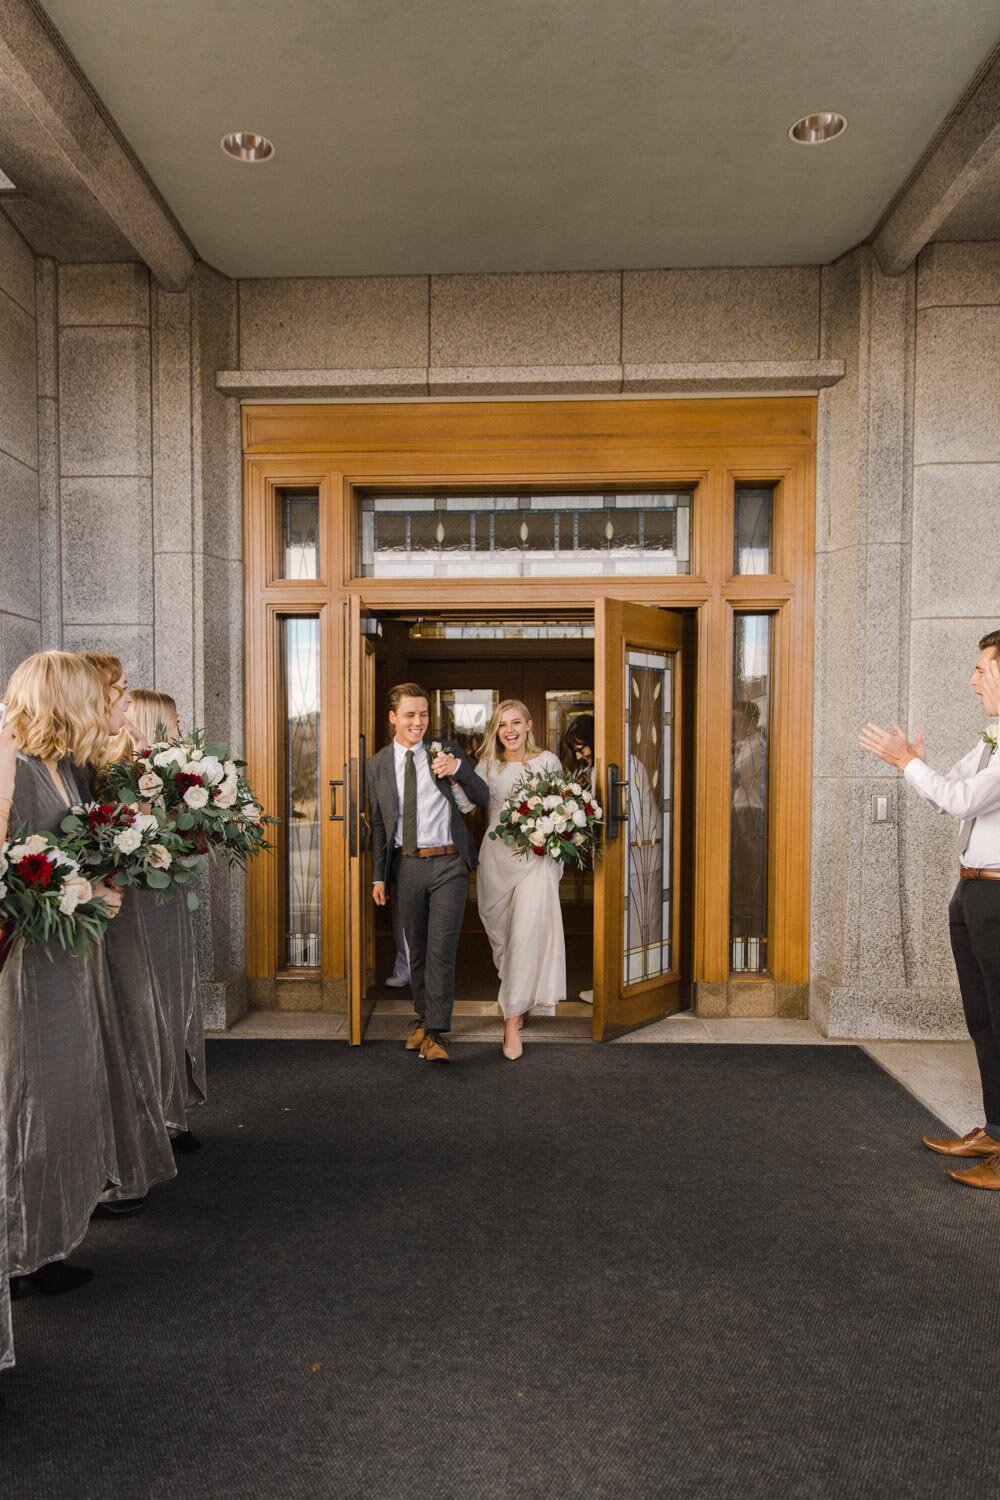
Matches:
[0,652,122,1297]
[81,654,176,1217]
[128,690,206,1150]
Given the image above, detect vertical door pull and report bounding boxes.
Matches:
[605,763,628,842]
[329,772,345,822]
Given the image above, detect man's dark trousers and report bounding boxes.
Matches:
[950,878,1000,1141]
[394,852,467,1034]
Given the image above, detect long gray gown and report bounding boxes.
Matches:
[134,893,206,1132]
[1,1102,11,1374]
[0,755,117,1278]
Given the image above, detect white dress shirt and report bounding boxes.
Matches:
[904,740,1000,869]
[391,739,452,849]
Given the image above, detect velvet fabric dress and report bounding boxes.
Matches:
[135,894,206,1131]
[0,755,117,1277]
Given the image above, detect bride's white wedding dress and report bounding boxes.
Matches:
[476,752,567,1018]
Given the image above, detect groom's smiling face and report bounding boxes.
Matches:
[390,695,429,747]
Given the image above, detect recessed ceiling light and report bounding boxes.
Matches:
[788,111,847,145]
[220,131,275,163]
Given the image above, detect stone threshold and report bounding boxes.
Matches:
[216,359,846,401]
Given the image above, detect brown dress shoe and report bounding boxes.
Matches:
[922,1126,998,1157]
[419,1033,450,1063]
[947,1152,1000,1190]
[404,1021,427,1052]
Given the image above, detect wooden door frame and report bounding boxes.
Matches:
[242,398,815,1012]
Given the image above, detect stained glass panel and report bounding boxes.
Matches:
[623,649,673,985]
[279,488,320,579]
[282,618,321,967]
[734,486,774,575]
[730,614,771,972]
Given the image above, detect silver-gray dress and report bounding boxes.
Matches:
[101,888,177,1201]
[135,894,206,1131]
[0,755,117,1277]
[0,1108,11,1373]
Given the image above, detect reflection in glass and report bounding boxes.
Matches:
[409,618,594,641]
[280,489,320,578]
[624,650,673,985]
[730,614,771,973]
[546,689,595,758]
[282,618,321,967]
[734,486,774,575]
[429,689,498,762]
[359,491,692,577]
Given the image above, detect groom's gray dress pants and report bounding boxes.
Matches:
[393,852,468,1033]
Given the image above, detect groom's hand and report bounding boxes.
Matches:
[372,882,387,906]
[431,752,460,778]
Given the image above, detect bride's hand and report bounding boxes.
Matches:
[431,752,460,778]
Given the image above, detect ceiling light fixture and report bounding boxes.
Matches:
[788,111,847,145]
[220,131,275,163]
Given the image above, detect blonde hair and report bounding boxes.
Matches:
[4,651,108,767]
[476,699,540,772]
[130,689,179,745]
[77,651,131,765]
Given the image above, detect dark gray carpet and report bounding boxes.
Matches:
[3,1041,999,1500]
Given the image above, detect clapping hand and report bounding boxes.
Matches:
[859,721,925,770]
[431,752,460,778]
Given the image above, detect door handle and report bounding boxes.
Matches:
[329,771,345,822]
[605,763,628,842]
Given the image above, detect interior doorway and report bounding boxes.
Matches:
[368,614,596,1014]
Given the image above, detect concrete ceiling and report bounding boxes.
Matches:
[34,1,1000,278]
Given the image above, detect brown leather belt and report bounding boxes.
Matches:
[960,865,1000,882]
[401,844,458,859]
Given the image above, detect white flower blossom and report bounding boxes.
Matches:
[0,880,6,899]
[536,815,554,835]
[188,748,204,762]
[153,747,187,771]
[24,834,48,854]
[572,832,586,845]
[138,771,164,796]
[242,802,261,824]
[214,780,238,808]
[0,849,7,878]
[197,755,224,786]
[147,844,172,870]
[114,827,142,854]
[223,760,237,779]
[59,875,93,916]
[133,813,159,836]
[572,808,588,827]
[543,795,561,810]
[184,785,210,810]
[528,830,546,847]
[568,782,583,797]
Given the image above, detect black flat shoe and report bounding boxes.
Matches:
[13,1261,94,1297]
[170,1131,202,1155]
[92,1197,146,1219]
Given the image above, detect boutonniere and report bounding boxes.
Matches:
[428,741,444,757]
[983,723,999,748]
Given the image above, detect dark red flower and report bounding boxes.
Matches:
[17,852,56,888]
[87,803,118,829]
[584,803,595,816]
[517,801,530,815]
[121,806,137,825]
[174,772,204,797]
[532,844,545,856]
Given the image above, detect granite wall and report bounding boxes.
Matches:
[0,214,40,683]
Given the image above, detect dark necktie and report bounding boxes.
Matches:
[402,749,418,854]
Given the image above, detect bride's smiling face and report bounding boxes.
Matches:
[498,707,531,758]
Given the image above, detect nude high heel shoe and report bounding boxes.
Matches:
[502,1021,524,1060]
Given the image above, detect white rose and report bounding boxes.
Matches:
[214,781,238,808]
[8,843,35,863]
[0,849,7,878]
[572,808,588,827]
[197,755,224,786]
[0,880,6,899]
[528,796,542,809]
[147,844,172,870]
[510,811,521,823]
[50,849,78,873]
[589,802,603,819]
[114,827,142,854]
[188,748,204,762]
[24,834,49,854]
[543,795,560,810]
[572,832,586,845]
[223,760,237,779]
[242,802,261,824]
[59,875,93,916]
[528,831,546,847]
[184,785,209,809]
[153,747,187,770]
[138,771,164,796]
[562,798,578,813]
[133,813,159,835]
[569,783,583,797]
[537,816,554,835]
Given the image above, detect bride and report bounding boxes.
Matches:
[475,700,566,1060]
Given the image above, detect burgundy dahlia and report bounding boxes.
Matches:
[17,853,56,888]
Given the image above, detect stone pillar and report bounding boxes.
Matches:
[0,211,41,680]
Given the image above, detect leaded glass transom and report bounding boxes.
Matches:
[623,649,673,985]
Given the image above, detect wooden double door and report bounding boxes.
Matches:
[346,598,691,1044]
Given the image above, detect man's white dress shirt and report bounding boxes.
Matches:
[904,740,1000,870]
[391,739,452,849]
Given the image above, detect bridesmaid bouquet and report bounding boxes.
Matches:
[0,831,111,959]
[99,729,274,868]
[59,801,208,910]
[489,768,603,869]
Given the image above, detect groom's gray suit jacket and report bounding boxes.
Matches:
[366,740,488,886]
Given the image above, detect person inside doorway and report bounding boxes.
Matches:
[564,714,597,1005]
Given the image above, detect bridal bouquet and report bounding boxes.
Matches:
[0,831,112,959]
[489,768,603,869]
[99,729,274,868]
[59,801,208,910]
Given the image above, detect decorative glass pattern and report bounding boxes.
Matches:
[730,614,771,973]
[409,618,594,641]
[623,649,673,985]
[429,689,498,761]
[360,491,692,578]
[279,488,320,579]
[734,486,774,575]
[282,618,321,967]
[546,690,595,758]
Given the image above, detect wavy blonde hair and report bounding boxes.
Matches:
[77,651,131,765]
[4,651,108,766]
[129,689,179,745]
[476,699,540,773]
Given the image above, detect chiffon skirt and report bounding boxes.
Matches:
[135,893,206,1130]
[477,839,566,1018]
[101,896,177,1201]
[0,939,117,1275]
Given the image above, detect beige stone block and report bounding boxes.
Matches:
[727,982,776,1017]
[153,552,195,722]
[0,290,38,470]
[914,307,1000,465]
[917,243,1000,310]
[694,982,728,1018]
[61,624,154,685]
[910,465,1000,620]
[812,547,861,779]
[0,610,41,686]
[35,257,58,400]
[152,287,194,554]
[776,984,809,1018]
[0,450,40,620]
[58,263,149,326]
[61,478,153,626]
[428,365,621,396]
[59,326,152,477]
[0,210,35,316]
[623,267,820,364]
[908,617,998,772]
[239,276,428,369]
[817,251,862,556]
[431,272,620,368]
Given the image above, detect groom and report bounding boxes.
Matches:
[367,682,488,1063]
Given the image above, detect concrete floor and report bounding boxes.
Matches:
[211,1008,983,1136]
